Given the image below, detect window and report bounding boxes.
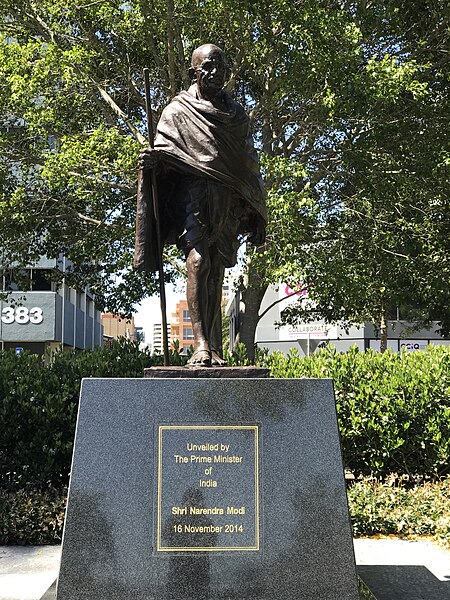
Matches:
[86,297,94,317]
[4,269,30,291]
[183,310,191,323]
[76,291,83,309]
[31,269,52,291]
[183,327,194,340]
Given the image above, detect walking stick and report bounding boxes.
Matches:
[143,68,170,366]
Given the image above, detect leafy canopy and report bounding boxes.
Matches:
[0,0,448,331]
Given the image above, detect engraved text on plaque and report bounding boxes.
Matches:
[157,425,259,552]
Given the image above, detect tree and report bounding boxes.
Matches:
[0,0,174,312]
[1,0,448,354]
[274,1,450,348]
[0,0,357,321]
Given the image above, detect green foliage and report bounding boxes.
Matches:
[224,342,269,366]
[224,342,252,366]
[348,478,450,548]
[0,339,155,489]
[260,2,450,336]
[264,345,450,477]
[1,0,448,341]
[0,487,66,545]
[167,339,190,366]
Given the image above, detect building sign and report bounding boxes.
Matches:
[284,283,308,299]
[400,341,428,352]
[286,323,329,339]
[281,321,338,340]
[157,425,259,552]
[277,284,335,339]
[1,306,43,325]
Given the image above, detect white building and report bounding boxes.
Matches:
[152,323,171,354]
[227,283,450,356]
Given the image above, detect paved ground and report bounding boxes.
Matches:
[354,538,450,599]
[0,538,449,600]
[0,546,60,600]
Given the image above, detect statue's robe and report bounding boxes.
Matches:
[134,87,266,272]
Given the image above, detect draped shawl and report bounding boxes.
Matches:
[134,88,266,272]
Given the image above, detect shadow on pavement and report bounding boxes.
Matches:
[39,581,56,600]
[358,565,450,600]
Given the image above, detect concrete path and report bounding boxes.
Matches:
[0,547,60,600]
[354,538,450,599]
[0,538,449,599]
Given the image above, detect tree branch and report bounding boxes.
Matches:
[257,291,304,323]
[67,171,134,193]
[93,82,146,144]
[381,247,412,260]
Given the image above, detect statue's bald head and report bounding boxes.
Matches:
[191,44,226,70]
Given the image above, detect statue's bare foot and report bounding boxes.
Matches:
[211,350,227,366]
[187,348,212,367]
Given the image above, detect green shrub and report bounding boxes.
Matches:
[348,477,450,547]
[0,339,155,489]
[2,341,449,488]
[265,345,450,477]
[0,487,66,545]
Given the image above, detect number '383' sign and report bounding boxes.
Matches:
[1,307,43,324]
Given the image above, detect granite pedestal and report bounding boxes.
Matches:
[144,366,270,378]
[57,378,360,600]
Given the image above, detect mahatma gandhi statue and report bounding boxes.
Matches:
[134,44,266,366]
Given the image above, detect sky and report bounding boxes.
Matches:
[134,284,183,343]
[133,261,242,346]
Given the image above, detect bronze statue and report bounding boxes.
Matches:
[135,44,266,366]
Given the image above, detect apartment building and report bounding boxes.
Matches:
[101,313,135,343]
[169,299,194,354]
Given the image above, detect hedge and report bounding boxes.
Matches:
[0,487,66,545]
[348,477,450,546]
[265,345,450,477]
[0,339,156,489]
[1,342,449,489]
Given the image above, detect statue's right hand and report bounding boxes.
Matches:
[139,147,160,171]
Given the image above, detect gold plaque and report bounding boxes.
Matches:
[157,425,259,552]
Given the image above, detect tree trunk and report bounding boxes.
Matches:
[234,259,266,362]
[380,308,388,353]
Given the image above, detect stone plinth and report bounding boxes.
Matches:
[144,366,270,378]
[57,378,360,600]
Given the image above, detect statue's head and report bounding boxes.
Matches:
[189,44,228,100]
